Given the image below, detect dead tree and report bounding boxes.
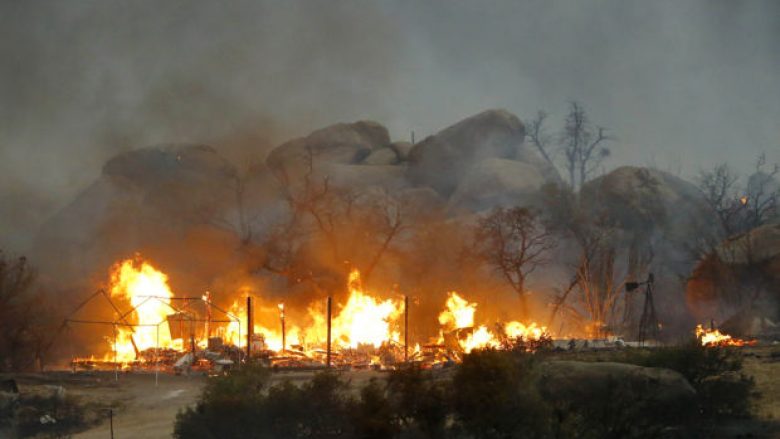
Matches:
[696,154,779,240]
[561,101,612,190]
[0,253,48,371]
[696,163,742,238]
[549,225,634,338]
[195,161,265,247]
[261,147,409,288]
[475,207,556,318]
[526,110,555,167]
[742,153,779,231]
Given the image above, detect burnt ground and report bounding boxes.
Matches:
[4,345,780,438]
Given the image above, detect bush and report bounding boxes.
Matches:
[175,368,354,439]
[452,349,552,439]
[385,366,448,439]
[350,378,397,439]
[174,363,271,438]
[623,342,756,418]
[16,392,90,438]
[175,345,757,439]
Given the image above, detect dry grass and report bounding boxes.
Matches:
[742,346,780,421]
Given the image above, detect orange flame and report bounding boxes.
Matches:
[438,291,547,353]
[695,325,756,347]
[108,259,176,362]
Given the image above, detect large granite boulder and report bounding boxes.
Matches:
[407,109,558,198]
[686,223,780,326]
[32,144,278,291]
[266,121,390,175]
[536,360,697,417]
[320,163,408,191]
[449,158,547,211]
[362,147,400,166]
[580,166,719,239]
[576,167,723,328]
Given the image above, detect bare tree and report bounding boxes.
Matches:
[548,223,650,338]
[742,153,779,230]
[0,253,48,371]
[526,110,555,167]
[475,207,556,318]
[260,147,410,288]
[696,163,742,237]
[560,101,612,190]
[195,158,267,247]
[696,154,779,238]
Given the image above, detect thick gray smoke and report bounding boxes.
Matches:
[1,0,779,252]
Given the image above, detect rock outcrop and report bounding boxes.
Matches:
[686,223,780,328]
[409,110,521,193]
[32,144,280,290]
[266,120,390,173]
[407,109,559,209]
[536,360,697,418]
[580,166,719,239]
[449,158,547,211]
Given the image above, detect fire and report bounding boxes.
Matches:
[108,259,175,362]
[695,325,756,347]
[438,292,476,329]
[224,300,301,352]
[438,291,547,353]
[332,270,402,349]
[88,257,551,369]
[460,325,500,352]
[505,321,546,340]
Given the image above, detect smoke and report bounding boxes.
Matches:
[2,0,779,255]
[0,0,403,251]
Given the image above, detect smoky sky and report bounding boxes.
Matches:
[1,0,779,252]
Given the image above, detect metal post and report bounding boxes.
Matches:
[326,296,332,368]
[155,324,159,387]
[113,324,118,382]
[109,408,114,439]
[246,296,253,359]
[280,303,286,353]
[404,295,409,363]
[203,291,211,341]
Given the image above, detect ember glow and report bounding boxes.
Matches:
[695,325,756,347]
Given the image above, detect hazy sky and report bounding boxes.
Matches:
[1,0,779,251]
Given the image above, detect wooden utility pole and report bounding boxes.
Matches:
[280,303,286,353]
[326,296,332,368]
[246,296,253,359]
[404,295,409,363]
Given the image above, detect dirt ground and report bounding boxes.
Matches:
[742,346,780,420]
[6,345,780,438]
[69,372,205,439]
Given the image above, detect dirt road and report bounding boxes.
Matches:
[71,372,205,439]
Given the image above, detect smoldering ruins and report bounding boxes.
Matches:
[1,1,780,438]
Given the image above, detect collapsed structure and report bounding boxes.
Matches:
[67,257,551,373]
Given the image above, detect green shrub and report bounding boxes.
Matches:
[621,342,756,418]
[350,378,398,439]
[17,392,89,438]
[386,366,448,439]
[174,363,271,438]
[175,369,354,439]
[452,349,552,439]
